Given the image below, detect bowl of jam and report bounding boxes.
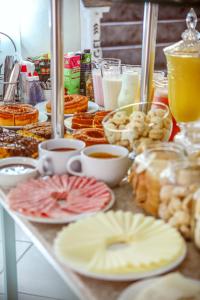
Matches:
[0,157,39,190]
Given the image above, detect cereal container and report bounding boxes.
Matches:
[129,142,186,217]
[159,159,200,241]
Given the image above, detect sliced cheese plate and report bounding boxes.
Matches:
[54,211,187,281]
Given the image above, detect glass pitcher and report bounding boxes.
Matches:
[164,8,200,125]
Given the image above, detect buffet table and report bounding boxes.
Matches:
[1,182,200,300]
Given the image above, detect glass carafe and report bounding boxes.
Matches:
[164,8,200,126]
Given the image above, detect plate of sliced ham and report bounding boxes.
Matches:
[6,175,115,224]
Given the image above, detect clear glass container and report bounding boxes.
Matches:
[164,8,200,124]
[160,159,200,241]
[118,65,140,108]
[153,77,180,141]
[129,142,186,217]
[102,59,122,110]
[102,101,172,152]
[92,58,121,107]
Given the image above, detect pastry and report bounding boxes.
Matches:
[71,111,110,130]
[73,128,108,146]
[0,104,39,126]
[46,94,88,114]
[18,122,52,139]
[72,113,94,129]
[93,111,110,128]
[0,127,43,159]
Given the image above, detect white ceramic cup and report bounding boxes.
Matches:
[66,144,131,187]
[38,138,85,175]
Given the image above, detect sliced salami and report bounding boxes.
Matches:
[7,175,113,219]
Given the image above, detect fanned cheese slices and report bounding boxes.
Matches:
[54,211,186,275]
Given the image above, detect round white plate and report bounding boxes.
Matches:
[13,189,115,224]
[64,117,73,132]
[56,245,187,282]
[118,276,200,300]
[1,112,48,130]
[35,101,99,117]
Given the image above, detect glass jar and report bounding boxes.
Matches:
[175,121,200,158]
[164,8,200,124]
[129,142,186,217]
[153,77,180,141]
[159,159,200,241]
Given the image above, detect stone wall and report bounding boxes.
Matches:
[101,3,200,69]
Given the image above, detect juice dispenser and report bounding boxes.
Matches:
[164,8,200,124]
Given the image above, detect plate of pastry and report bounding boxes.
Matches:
[54,211,187,281]
[64,111,110,133]
[0,127,43,159]
[5,174,115,224]
[35,95,99,117]
[0,103,48,130]
[118,272,200,300]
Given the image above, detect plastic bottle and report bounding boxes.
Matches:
[24,73,34,103]
[29,71,45,105]
[19,64,28,100]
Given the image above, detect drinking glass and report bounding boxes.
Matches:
[118,65,140,107]
[102,59,122,110]
[92,58,121,108]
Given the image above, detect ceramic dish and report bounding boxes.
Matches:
[118,276,200,300]
[14,190,115,224]
[5,175,115,224]
[0,157,39,190]
[54,211,187,281]
[35,101,99,117]
[64,117,73,132]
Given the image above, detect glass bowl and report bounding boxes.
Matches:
[102,102,173,152]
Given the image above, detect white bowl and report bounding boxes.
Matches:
[0,157,39,190]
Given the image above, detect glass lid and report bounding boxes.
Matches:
[164,8,200,57]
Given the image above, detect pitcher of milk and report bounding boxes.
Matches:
[118,65,140,108]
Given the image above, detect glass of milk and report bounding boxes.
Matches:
[92,60,104,107]
[118,65,141,108]
[92,58,121,108]
[102,59,122,110]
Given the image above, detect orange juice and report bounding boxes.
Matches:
[167,55,200,123]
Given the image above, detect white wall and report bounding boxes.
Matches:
[19,0,81,59]
[0,0,21,61]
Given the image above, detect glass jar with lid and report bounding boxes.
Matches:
[159,159,200,241]
[164,8,200,126]
[129,142,186,217]
[175,121,200,158]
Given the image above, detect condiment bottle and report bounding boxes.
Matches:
[19,64,28,100]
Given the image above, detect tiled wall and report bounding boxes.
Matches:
[101,3,200,70]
